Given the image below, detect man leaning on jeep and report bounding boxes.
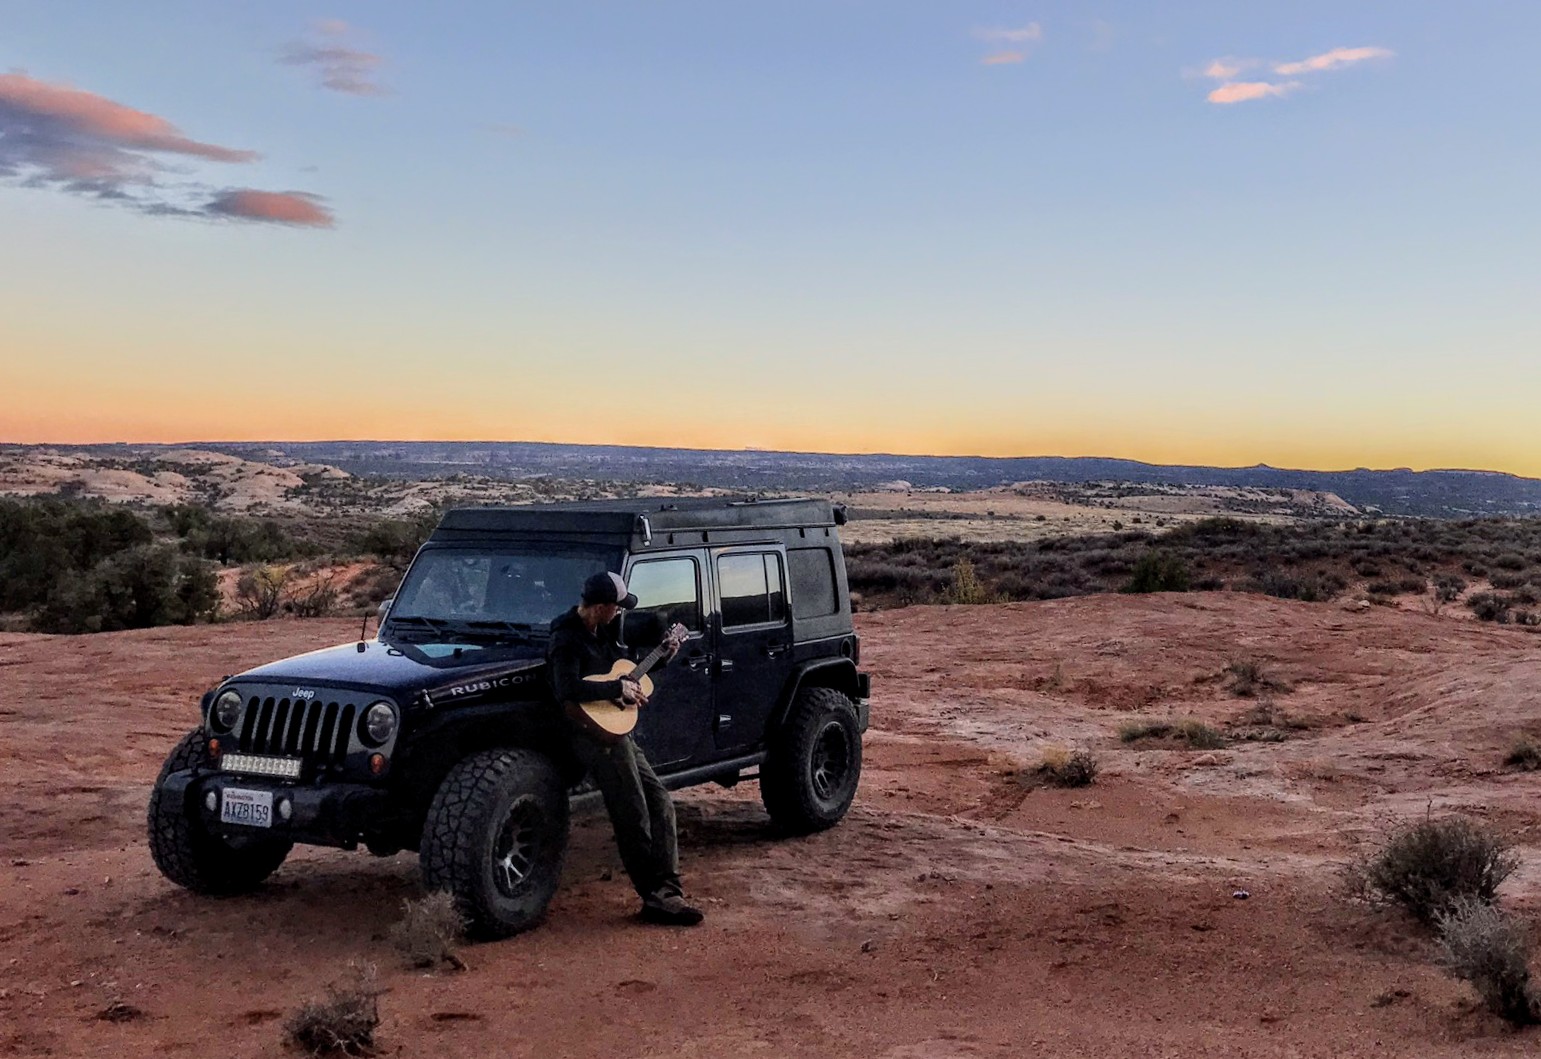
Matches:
[546,571,704,926]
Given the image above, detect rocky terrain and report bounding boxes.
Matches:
[2,595,1539,1057]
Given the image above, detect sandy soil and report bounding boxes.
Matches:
[2,597,1539,1057]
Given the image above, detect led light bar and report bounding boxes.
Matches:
[222,753,303,780]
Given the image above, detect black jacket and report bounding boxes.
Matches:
[546,607,643,706]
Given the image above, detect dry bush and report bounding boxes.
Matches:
[1353,816,1520,925]
[236,565,290,620]
[290,572,341,618]
[940,559,1000,605]
[388,892,466,971]
[1436,898,1540,1026]
[284,962,382,1056]
[1118,718,1226,750]
[1504,735,1541,772]
[1026,747,1098,788]
[1224,658,1290,698]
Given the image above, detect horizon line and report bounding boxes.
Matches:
[1,437,1535,483]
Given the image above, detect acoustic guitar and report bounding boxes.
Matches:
[574,623,689,739]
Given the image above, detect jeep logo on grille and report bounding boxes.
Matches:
[291,688,316,700]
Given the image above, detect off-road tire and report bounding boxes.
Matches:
[760,687,862,834]
[420,748,570,940]
[146,729,293,894]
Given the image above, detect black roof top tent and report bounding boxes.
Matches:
[429,496,847,548]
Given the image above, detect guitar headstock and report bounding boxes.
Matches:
[664,623,689,650]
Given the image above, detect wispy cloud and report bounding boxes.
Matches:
[1274,46,1394,76]
[1207,80,1301,105]
[281,20,387,97]
[1201,58,1252,80]
[0,71,332,226]
[1193,43,1393,104]
[975,24,1043,44]
[974,22,1042,66]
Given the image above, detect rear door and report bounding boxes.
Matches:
[710,547,791,752]
[622,550,713,767]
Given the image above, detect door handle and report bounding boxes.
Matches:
[717,659,735,674]
[686,654,712,672]
[766,643,789,658]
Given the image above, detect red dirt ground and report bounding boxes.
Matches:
[2,594,1540,1057]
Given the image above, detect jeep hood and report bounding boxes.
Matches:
[233,639,547,701]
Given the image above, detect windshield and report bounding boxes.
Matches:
[386,544,621,639]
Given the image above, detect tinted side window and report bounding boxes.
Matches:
[788,547,838,618]
[718,552,786,627]
[627,557,702,632]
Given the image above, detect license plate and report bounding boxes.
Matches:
[220,788,274,829]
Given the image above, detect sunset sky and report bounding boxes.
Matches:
[3,2,1538,476]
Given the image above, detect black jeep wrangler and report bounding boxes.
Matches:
[147,497,871,936]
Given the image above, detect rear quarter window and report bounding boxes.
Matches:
[788,547,838,618]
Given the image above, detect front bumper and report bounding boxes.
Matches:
[160,768,391,849]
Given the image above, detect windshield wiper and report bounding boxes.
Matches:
[460,619,540,643]
[386,614,457,638]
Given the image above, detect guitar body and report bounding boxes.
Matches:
[568,623,686,742]
[576,662,654,738]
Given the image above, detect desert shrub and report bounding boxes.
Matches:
[35,544,218,633]
[290,573,341,618]
[940,559,1000,604]
[0,499,153,613]
[1436,898,1540,1026]
[1355,816,1520,924]
[355,509,440,570]
[1435,575,1467,603]
[284,963,382,1056]
[1492,552,1528,571]
[1027,747,1098,788]
[347,565,401,609]
[1119,718,1226,750]
[236,566,291,620]
[1225,658,1288,698]
[388,892,465,970]
[1490,570,1531,590]
[1504,735,1541,771]
[1368,576,1427,596]
[1467,592,1512,624]
[1122,552,1190,594]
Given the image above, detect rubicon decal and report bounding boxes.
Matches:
[420,667,540,709]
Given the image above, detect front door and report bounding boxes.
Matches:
[711,548,791,753]
[622,552,713,768]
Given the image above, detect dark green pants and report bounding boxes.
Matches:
[571,734,681,901]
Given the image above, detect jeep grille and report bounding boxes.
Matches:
[236,695,358,765]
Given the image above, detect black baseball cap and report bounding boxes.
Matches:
[582,571,638,609]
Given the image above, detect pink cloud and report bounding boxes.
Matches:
[0,72,256,165]
[981,51,1026,66]
[1202,58,1248,80]
[1207,80,1301,104]
[0,70,332,226]
[206,189,334,228]
[1275,46,1393,76]
[281,21,387,96]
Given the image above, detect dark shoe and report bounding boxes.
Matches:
[640,892,704,927]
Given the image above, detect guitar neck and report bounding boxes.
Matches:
[626,642,670,682]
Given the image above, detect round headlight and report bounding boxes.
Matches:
[211,690,243,733]
[361,702,398,746]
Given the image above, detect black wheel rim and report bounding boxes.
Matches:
[493,797,542,897]
[810,721,852,802]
